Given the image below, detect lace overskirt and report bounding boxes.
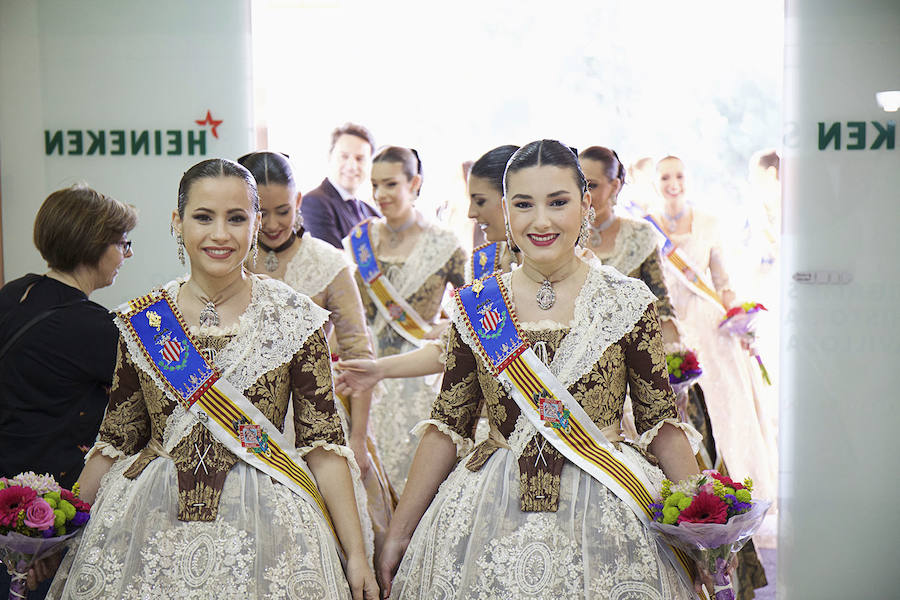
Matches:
[391,447,692,600]
[48,457,350,600]
[370,371,439,492]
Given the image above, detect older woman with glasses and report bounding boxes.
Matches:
[0,184,137,598]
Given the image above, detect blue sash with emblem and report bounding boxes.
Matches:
[115,291,341,552]
[345,219,433,346]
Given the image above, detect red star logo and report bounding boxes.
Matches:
[195,110,223,139]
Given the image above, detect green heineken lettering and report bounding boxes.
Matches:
[846,121,866,150]
[131,131,149,155]
[818,122,840,150]
[45,131,64,155]
[187,130,206,155]
[67,130,83,155]
[818,121,897,151]
[86,130,106,155]
[110,130,125,155]
[44,126,214,156]
[869,121,895,149]
[166,130,181,155]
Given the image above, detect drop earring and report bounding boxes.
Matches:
[176,233,185,266]
[577,208,593,247]
[250,237,259,267]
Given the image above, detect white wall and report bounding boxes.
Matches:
[781,0,900,595]
[0,0,254,308]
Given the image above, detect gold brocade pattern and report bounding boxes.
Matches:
[97,328,343,522]
[432,305,676,511]
[633,251,678,322]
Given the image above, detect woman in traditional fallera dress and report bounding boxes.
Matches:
[47,159,378,600]
[346,146,466,491]
[335,145,519,401]
[582,148,767,598]
[378,141,706,600]
[651,156,777,505]
[239,152,395,556]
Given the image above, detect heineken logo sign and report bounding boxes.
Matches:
[44,110,223,157]
[818,120,896,150]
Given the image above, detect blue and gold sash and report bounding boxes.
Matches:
[115,291,340,551]
[644,215,725,313]
[455,274,701,596]
[345,219,433,346]
[471,241,501,282]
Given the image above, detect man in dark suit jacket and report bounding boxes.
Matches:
[301,122,380,248]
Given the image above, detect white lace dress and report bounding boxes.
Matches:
[352,221,466,491]
[662,211,778,502]
[391,266,700,599]
[47,277,357,600]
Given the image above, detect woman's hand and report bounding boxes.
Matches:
[27,552,63,590]
[720,289,736,311]
[377,534,410,599]
[349,431,372,480]
[423,319,449,340]
[336,359,384,398]
[692,554,738,597]
[346,551,380,600]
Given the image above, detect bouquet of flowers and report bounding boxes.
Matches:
[718,302,772,385]
[0,473,91,600]
[665,346,703,397]
[648,471,771,600]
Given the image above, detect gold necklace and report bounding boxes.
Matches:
[187,275,248,327]
[520,258,581,310]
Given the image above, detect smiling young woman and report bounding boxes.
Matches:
[46,159,378,600]
[378,140,706,600]
[345,146,466,492]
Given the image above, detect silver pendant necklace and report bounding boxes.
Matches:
[589,213,617,246]
[257,233,297,273]
[384,215,417,248]
[190,277,247,328]
[523,260,580,310]
[198,301,220,328]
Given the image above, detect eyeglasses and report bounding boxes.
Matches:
[116,240,133,253]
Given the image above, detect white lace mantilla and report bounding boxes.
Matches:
[598,217,661,276]
[448,263,656,389]
[113,276,330,453]
[369,219,461,339]
[284,232,352,298]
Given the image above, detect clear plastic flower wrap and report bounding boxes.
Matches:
[718,302,771,384]
[648,471,771,600]
[0,474,91,599]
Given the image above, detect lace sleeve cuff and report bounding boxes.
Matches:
[84,440,128,463]
[299,440,356,461]
[411,419,474,458]
[636,418,703,456]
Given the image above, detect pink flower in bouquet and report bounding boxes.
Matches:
[0,486,37,524]
[708,471,744,491]
[59,489,91,512]
[676,491,728,524]
[23,498,55,530]
[681,351,700,372]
